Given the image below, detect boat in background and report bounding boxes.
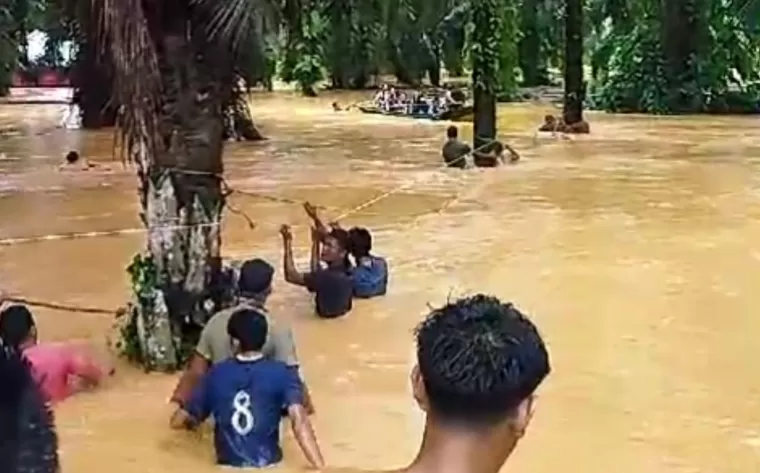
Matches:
[358,103,473,122]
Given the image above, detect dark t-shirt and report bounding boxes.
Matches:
[304,267,353,318]
[185,358,303,468]
[442,139,471,168]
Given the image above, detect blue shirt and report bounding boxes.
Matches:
[351,256,388,298]
[185,357,304,468]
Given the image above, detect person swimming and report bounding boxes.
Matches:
[59,150,108,171]
[396,294,551,473]
[472,140,520,167]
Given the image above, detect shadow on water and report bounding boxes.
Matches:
[1,94,760,473]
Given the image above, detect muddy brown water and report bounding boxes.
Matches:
[1,92,759,473]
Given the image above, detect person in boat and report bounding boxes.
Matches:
[170,258,314,413]
[473,140,521,167]
[398,294,550,473]
[0,304,111,404]
[302,203,389,299]
[281,222,353,319]
[0,336,60,473]
[442,125,471,169]
[170,308,325,469]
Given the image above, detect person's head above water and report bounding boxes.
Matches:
[237,258,274,303]
[321,228,350,267]
[446,125,459,140]
[227,308,268,354]
[0,305,37,350]
[348,227,372,258]
[64,151,80,164]
[410,294,550,470]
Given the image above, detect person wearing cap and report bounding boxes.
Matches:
[0,304,110,404]
[170,308,325,469]
[170,258,314,413]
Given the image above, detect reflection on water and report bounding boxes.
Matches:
[1,93,760,473]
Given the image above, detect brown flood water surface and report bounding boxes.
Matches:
[1,94,760,473]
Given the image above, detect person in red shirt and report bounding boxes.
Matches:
[0,304,111,404]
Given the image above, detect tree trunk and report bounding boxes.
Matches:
[73,38,117,129]
[471,0,500,150]
[661,0,703,113]
[562,0,584,125]
[131,21,227,371]
[519,0,542,86]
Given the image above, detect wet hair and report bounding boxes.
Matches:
[0,305,35,349]
[348,227,372,257]
[227,308,268,352]
[65,151,79,164]
[415,294,550,427]
[446,125,458,139]
[0,339,59,473]
[328,228,352,268]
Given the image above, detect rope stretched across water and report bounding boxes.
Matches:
[0,135,504,312]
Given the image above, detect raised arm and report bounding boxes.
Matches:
[303,202,330,239]
[281,225,307,286]
[309,227,321,273]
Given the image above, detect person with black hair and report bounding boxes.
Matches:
[0,304,108,404]
[280,223,353,318]
[442,125,471,169]
[170,258,313,414]
[400,294,551,473]
[59,150,108,171]
[0,338,60,473]
[170,309,325,469]
[302,203,388,298]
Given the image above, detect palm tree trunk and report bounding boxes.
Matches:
[471,0,500,149]
[519,0,542,86]
[562,0,584,125]
[131,23,227,371]
[73,37,117,129]
[661,0,703,112]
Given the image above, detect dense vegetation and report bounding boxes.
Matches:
[2,0,759,114]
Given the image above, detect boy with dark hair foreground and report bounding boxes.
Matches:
[171,308,324,469]
[401,294,550,473]
[0,338,60,473]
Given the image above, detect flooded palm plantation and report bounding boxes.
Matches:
[1,93,759,473]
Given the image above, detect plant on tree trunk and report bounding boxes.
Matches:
[92,0,275,371]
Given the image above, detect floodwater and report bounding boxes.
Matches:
[1,92,760,473]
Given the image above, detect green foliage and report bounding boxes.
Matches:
[0,5,19,95]
[113,253,159,364]
[281,8,328,94]
[590,0,760,114]
[470,0,502,94]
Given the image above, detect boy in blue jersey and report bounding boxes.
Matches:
[170,309,325,469]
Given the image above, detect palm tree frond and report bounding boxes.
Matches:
[191,0,279,52]
[93,0,161,164]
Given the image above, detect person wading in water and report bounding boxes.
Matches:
[395,294,551,473]
[441,125,471,169]
[280,223,353,318]
[170,258,314,413]
[170,308,325,469]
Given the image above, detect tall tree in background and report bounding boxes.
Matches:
[661,0,704,112]
[562,0,585,126]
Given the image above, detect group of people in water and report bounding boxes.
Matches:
[0,194,551,472]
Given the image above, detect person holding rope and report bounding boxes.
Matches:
[443,126,521,169]
[303,202,389,299]
[170,258,315,413]
[0,304,112,404]
[442,125,471,169]
[281,221,353,319]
